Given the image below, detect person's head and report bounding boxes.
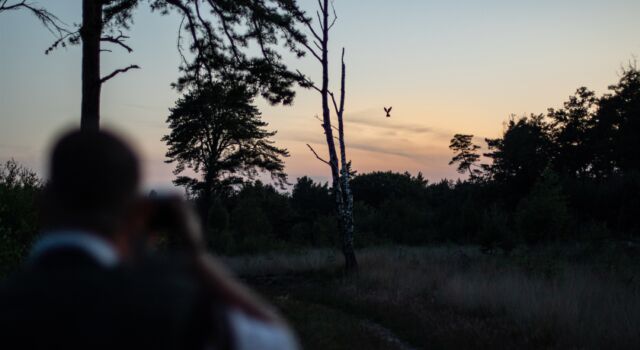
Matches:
[42,129,140,238]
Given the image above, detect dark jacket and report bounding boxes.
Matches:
[0,247,218,350]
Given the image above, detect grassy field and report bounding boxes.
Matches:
[225,243,640,349]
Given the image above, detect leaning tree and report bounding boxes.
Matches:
[294,0,357,271]
[449,134,482,180]
[42,0,309,132]
[162,80,289,227]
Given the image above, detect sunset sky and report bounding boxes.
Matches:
[1,0,639,190]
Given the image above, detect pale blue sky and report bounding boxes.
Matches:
[1,0,639,189]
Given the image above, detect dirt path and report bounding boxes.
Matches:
[247,274,420,349]
[273,295,420,350]
[359,318,419,350]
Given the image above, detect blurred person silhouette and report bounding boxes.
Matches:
[0,129,297,350]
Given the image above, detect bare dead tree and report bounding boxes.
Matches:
[298,0,357,272]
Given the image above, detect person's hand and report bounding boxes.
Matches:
[147,195,207,253]
[166,197,207,253]
[193,253,286,325]
[147,196,286,325]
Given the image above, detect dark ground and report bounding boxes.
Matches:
[247,272,547,350]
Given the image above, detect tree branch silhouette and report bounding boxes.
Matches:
[101,32,133,53]
[100,64,140,83]
[0,0,67,37]
[307,144,330,166]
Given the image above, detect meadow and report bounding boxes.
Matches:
[226,243,640,349]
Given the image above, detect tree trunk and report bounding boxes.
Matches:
[201,167,217,229]
[335,49,357,272]
[80,0,102,132]
[317,0,357,273]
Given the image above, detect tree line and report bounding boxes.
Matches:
[1,1,639,269]
[170,64,640,254]
[2,64,639,271]
[448,64,640,248]
[1,65,639,275]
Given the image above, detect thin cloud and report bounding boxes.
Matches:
[279,124,452,164]
[343,109,452,139]
[349,141,451,163]
[347,142,422,160]
[287,136,450,165]
[348,116,435,134]
[277,129,326,145]
[279,133,416,161]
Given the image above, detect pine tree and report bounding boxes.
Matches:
[162,81,289,225]
[44,0,308,132]
[449,134,482,180]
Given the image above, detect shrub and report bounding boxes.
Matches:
[0,160,42,277]
[479,205,516,252]
[515,170,569,244]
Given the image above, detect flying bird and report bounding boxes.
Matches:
[384,106,392,118]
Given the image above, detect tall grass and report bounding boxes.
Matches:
[223,248,342,276]
[227,244,640,348]
[439,264,640,348]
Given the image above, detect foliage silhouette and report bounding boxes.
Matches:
[0,1,67,38]
[40,0,310,131]
[449,134,482,180]
[163,81,289,228]
[2,63,640,267]
[0,160,41,277]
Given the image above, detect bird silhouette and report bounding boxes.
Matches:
[384,106,392,117]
